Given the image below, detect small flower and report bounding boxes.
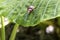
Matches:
[46,25,54,34]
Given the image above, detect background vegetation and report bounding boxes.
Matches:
[0,0,60,40]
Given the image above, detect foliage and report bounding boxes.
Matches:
[0,0,60,26]
[0,0,60,40]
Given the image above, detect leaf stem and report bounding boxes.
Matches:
[9,23,19,40]
[1,16,5,40]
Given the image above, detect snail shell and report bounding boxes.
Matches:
[27,6,35,13]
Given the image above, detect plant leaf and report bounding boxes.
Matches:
[0,0,60,27]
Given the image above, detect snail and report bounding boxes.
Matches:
[27,5,35,13]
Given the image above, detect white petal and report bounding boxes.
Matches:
[46,25,54,33]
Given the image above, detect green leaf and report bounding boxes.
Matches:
[0,0,60,27]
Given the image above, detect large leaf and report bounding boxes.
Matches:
[0,0,60,27]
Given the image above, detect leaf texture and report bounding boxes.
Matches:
[0,0,60,27]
